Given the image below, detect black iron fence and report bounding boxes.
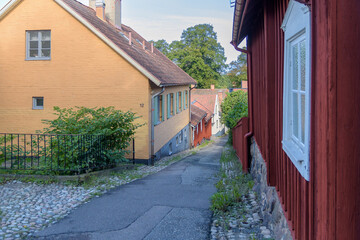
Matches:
[0,133,135,174]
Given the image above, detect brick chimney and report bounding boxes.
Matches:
[90,0,122,28]
[210,84,215,90]
[242,80,248,89]
[95,0,106,21]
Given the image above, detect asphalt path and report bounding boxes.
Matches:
[33,137,227,240]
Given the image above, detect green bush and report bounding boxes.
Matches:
[38,106,143,173]
[221,91,248,129]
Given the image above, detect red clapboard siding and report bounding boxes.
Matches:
[232,117,249,172]
[242,0,360,239]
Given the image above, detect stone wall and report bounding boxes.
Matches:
[250,138,293,240]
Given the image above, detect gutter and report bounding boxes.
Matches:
[232,42,253,170]
[150,87,165,165]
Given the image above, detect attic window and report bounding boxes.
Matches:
[119,32,129,40]
[26,30,51,60]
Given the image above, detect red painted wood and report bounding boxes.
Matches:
[232,117,249,172]
[239,0,360,238]
[193,118,211,147]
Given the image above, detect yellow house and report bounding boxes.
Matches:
[0,0,196,163]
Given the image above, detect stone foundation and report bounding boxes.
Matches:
[250,138,293,240]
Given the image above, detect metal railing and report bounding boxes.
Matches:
[0,133,135,174]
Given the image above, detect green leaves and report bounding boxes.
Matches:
[221,91,248,129]
[152,24,227,89]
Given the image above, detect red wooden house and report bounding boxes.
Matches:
[190,104,212,147]
[232,0,360,239]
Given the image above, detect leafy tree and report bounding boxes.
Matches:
[150,39,170,56]
[152,24,227,88]
[226,52,247,88]
[221,91,248,129]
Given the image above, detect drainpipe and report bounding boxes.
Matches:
[151,86,165,165]
[189,84,197,148]
[232,43,253,170]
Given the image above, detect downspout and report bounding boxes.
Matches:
[189,84,197,148]
[232,43,253,170]
[151,86,165,165]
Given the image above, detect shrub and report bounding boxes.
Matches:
[38,106,143,172]
[221,91,248,129]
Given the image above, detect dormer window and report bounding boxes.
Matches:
[26,30,51,60]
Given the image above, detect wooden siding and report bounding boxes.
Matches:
[193,118,212,147]
[232,117,249,172]
[246,0,360,239]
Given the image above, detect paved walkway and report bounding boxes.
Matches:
[33,138,227,240]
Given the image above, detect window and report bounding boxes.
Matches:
[281,0,311,181]
[26,30,51,60]
[33,97,44,110]
[178,91,182,112]
[158,95,163,122]
[167,93,174,118]
[169,142,173,155]
[153,95,164,125]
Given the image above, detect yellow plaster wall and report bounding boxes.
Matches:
[154,85,190,153]
[0,0,151,159]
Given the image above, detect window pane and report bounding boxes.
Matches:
[36,98,44,107]
[301,94,305,144]
[300,40,306,91]
[42,41,50,48]
[41,49,50,57]
[41,31,51,40]
[292,92,299,139]
[29,32,38,41]
[292,44,299,90]
[30,41,38,48]
[29,50,38,57]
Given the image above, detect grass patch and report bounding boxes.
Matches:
[210,144,254,214]
[197,139,214,149]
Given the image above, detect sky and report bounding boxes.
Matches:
[0,0,245,63]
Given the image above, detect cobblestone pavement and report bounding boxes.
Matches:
[210,145,274,240]
[210,191,274,240]
[0,147,197,240]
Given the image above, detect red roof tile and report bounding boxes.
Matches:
[61,0,197,86]
[190,105,207,126]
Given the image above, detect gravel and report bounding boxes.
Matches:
[0,148,196,240]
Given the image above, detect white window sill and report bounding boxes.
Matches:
[282,139,309,181]
[26,57,51,61]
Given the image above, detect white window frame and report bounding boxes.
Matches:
[281,0,311,181]
[32,97,44,110]
[26,30,51,60]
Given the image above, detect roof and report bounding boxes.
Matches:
[190,105,207,127]
[231,0,264,46]
[191,88,228,112]
[0,0,197,87]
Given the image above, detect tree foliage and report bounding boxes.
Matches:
[152,24,227,89]
[226,52,247,88]
[221,91,248,129]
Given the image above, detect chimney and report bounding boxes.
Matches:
[242,80,248,89]
[95,0,106,21]
[142,40,146,50]
[128,32,132,45]
[90,0,122,27]
[151,42,154,53]
[210,84,215,90]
